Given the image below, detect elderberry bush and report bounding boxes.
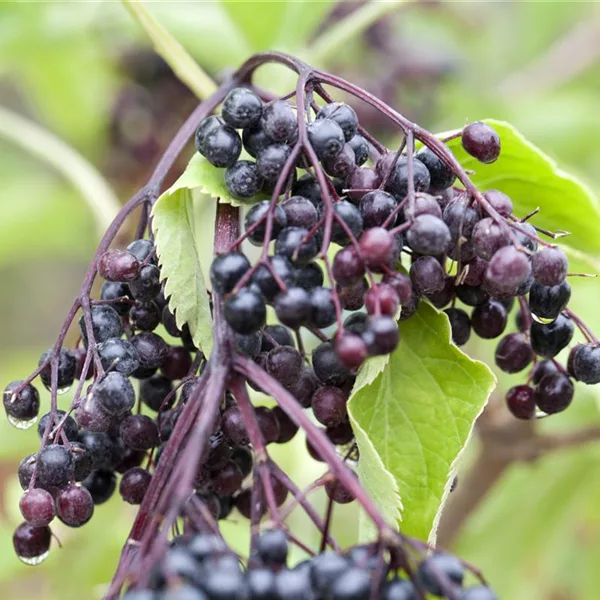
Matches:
[7,50,599,599]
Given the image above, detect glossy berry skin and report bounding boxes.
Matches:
[221,87,262,128]
[257,143,292,181]
[416,147,456,190]
[347,167,379,204]
[130,301,161,331]
[81,469,116,505]
[126,239,155,264]
[288,368,320,409]
[3,381,40,422]
[37,444,74,490]
[410,256,446,296]
[461,122,501,163]
[359,190,398,229]
[310,287,337,329]
[406,215,451,256]
[94,371,136,415]
[471,218,508,261]
[98,249,140,282]
[363,316,400,355]
[224,288,266,335]
[347,134,369,166]
[221,407,249,446]
[365,284,399,317]
[129,264,161,302]
[332,246,365,286]
[39,347,77,390]
[38,409,79,442]
[529,280,571,321]
[267,346,303,388]
[261,324,295,352]
[313,342,351,387]
[295,262,325,291]
[80,305,123,346]
[471,300,507,339]
[275,227,318,266]
[495,333,534,373]
[282,195,320,230]
[243,124,271,159]
[100,281,131,316]
[261,100,297,142]
[316,102,358,141]
[69,442,93,481]
[120,414,159,451]
[323,144,356,179]
[312,387,348,427]
[571,344,600,384]
[385,157,430,200]
[530,314,574,358]
[444,308,471,346]
[98,338,140,376]
[74,397,115,437]
[413,193,443,219]
[119,467,151,504]
[418,552,464,597]
[531,247,568,286]
[484,189,513,217]
[245,201,287,245]
[505,385,536,420]
[459,586,499,600]
[534,373,574,414]
[195,117,242,168]
[256,528,288,565]
[274,287,312,329]
[56,484,94,527]
[13,522,51,560]
[332,200,363,246]
[308,118,346,161]
[225,160,263,200]
[211,251,251,296]
[19,488,55,527]
[140,374,173,411]
[359,227,396,269]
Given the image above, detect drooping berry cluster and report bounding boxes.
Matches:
[7,50,597,598]
[121,530,497,600]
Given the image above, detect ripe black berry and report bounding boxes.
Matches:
[221,87,262,129]
[484,189,513,217]
[363,316,400,355]
[347,134,369,166]
[98,338,140,377]
[275,227,318,266]
[571,344,600,384]
[471,299,507,339]
[56,484,94,527]
[3,381,40,423]
[245,201,287,245]
[418,552,464,596]
[224,288,266,334]
[256,528,289,565]
[332,200,363,245]
[323,144,356,179]
[506,385,535,420]
[37,444,74,490]
[120,414,159,451]
[333,246,365,286]
[359,227,396,269]
[39,347,77,391]
[312,386,348,427]
[261,100,297,142]
[484,245,531,296]
[316,102,358,141]
[243,124,271,158]
[529,280,571,321]
[359,190,398,229]
[444,308,471,346]
[295,261,325,291]
[119,467,152,504]
[531,246,568,286]
[406,215,451,256]
[140,373,173,411]
[282,195,320,230]
[13,522,51,563]
[266,346,303,388]
[385,156,430,200]
[472,217,508,261]
[195,116,242,168]
[225,160,263,200]
[130,332,169,370]
[19,488,55,527]
[495,333,533,373]
[257,143,292,181]
[130,301,161,331]
[530,314,574,358]
[461,122,501,164]
[99,249,140,282]
[534,373,574,414]
[310,287,337,329]
[410,256,446,296]
[274,287,312,329]
[308,118,345,160]
[313,342,351,387]
[100,281,131,316]
[80,305,123,346]
[82,470,116,505]
[415,147,456,190]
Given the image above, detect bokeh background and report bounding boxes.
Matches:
[2,2,600,598]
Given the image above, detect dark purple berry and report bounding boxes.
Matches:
[461,122,501,163]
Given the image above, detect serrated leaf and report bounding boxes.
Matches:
[443,119,600,256]
[348,303,496,543]
[152,186,213,356]
[174,153,266,207]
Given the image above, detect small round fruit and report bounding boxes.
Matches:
[461,122,501,164]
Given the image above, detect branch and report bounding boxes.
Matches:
[308,0,408,65]
[122,0,218,98]
[0,104,120,234]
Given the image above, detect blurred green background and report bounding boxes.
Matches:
[2,2,600,598]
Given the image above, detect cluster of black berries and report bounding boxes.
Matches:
[6,239,201,564]
[122,529,497,600]
[201,88,598,424]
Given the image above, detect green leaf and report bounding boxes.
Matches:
[176,153,266,207]
[444,119,600,256]
[152,182,213,356]
[348,303,496,543]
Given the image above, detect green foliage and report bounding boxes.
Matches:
[152,176,214,356]
[348,303,496,542]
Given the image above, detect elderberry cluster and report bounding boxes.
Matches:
[201,88,599,425]
[7,239,201,564]
[122,529,497,600]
